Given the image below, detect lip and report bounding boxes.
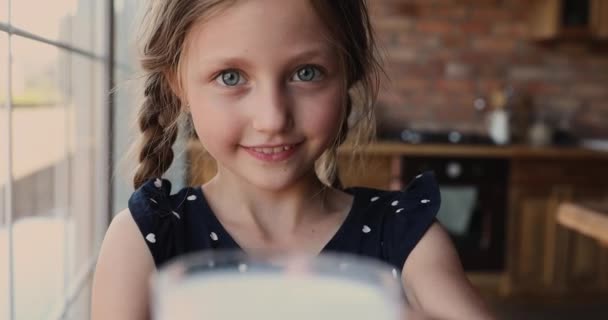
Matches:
[242,142,302,162]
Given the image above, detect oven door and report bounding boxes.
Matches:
[402,157,508,271]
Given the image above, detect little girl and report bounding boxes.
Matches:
[92,0,494,319]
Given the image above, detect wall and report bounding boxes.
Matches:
[370,0,608,138]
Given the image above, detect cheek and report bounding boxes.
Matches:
[298,88,345,138]
[188,92,244,149]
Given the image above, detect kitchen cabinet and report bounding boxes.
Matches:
[507,158,608,294]
[591,0,608,38]
[529,0,608,41]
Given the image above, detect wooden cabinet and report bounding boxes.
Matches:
[504,186,608,296]
[529,0,608,41]
[504,186,554,294]
[550,187,608,294]
[337,154,397,190]
[591,0,608,38]
[500,158,608,297]
[529,0,562,40]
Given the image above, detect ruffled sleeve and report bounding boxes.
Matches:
[383,171,441,270]
[128,178,187,268]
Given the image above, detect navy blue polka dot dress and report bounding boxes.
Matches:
[128,171,441,272]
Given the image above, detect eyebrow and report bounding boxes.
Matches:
[198,45,336,69]
[286,46,336,63]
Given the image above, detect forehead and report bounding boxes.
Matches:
[184,0,335,64]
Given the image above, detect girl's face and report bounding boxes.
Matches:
[182,0,345,191]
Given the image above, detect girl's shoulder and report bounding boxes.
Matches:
[347,171,440,213]
[128,178,198,222]
[128,178,203,268]
[344,171,441,269]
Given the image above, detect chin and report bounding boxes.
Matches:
[241,167,318,192]
[246,174,303,192]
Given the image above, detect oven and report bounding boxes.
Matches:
[401,156,508,271]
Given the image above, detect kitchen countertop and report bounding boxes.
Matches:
[337,141,608,159]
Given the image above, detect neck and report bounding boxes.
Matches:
[203,169,335,241]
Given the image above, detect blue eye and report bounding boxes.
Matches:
[292,65,322,82]
[217,70,244,86]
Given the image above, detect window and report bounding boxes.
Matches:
[1,1,109,319]
[0,0,7,23]
[112,0,143,213]
[112,0,186,214]
[2,1,187,318]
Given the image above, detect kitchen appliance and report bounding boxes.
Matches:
[402,157,508,271]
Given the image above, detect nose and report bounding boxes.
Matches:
[251,84,293,134]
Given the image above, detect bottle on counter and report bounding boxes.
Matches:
[527,111,553,147]
[487,90,510,145]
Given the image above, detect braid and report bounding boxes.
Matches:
[133,72,182,189]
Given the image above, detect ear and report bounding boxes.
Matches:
[164,68,190,113]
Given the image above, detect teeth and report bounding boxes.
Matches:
[253,145,294,154]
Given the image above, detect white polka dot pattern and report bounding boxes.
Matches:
[154,178,162,188]
[146,233,156,243]
[210,232,219,241]
[131,170,440,270]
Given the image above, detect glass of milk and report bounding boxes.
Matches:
[152,250,406,320]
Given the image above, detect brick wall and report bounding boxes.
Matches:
[370,0,608,138]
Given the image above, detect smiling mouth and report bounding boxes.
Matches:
[251,145,295,154]
[243,143,302,162]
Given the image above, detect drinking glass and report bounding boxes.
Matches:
[152,250,406,319]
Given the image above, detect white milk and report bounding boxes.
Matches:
[154,272,401,320]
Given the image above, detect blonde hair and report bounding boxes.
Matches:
[132,0,382,189]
